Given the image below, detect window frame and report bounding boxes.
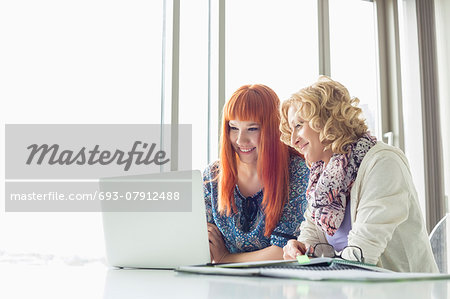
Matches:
[165,0,446,231]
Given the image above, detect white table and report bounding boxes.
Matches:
[2,264,450,299]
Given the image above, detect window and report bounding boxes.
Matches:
[397,0,446,227]
[329,0,379,138]
[434,0,450,209]
[5,0,444,262]
[225,0,319,102]
[397,0,426,213]
[0,0,166,261]
[179,0,209,171]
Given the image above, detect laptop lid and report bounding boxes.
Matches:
[100,170,210,269]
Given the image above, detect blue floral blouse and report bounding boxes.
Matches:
[203,154,309,253]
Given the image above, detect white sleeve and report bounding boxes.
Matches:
[297,203,322,247]
[348,152,411,265]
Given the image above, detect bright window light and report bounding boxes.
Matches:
[329,0,379,137]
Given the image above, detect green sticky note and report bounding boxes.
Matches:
[296,255,310,264]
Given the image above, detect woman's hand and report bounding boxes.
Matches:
[283,240,307,260]
[207,223,230,263]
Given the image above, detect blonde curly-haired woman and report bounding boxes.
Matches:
[280,76,438,273]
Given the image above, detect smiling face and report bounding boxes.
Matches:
[228,119,261,165]
[287,104,332,165]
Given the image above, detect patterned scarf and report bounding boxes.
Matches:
[307,134,377,236]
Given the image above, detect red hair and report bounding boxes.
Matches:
[217,84,293,236]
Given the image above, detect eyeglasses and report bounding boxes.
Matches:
[306,243,365,263]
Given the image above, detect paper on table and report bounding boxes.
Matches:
[176,257,450,282]
[177,265,450,281]
[214,259,297,268]
[259,268,450,282]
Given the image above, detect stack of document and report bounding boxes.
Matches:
[176,257,450,281]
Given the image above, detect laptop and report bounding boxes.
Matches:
[100,170,211,269]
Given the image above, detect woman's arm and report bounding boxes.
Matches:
[221,246,283,263]
[348,151,411,265]
[208,223,283,263]
[297,203,322,246]
[203,164,218,224]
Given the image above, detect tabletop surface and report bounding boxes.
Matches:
[2,263,450,299]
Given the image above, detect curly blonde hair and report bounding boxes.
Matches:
[280,76,368,154]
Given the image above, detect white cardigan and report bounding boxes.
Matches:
[298,142,439,273]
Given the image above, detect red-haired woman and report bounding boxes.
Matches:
[203,84,309,263]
